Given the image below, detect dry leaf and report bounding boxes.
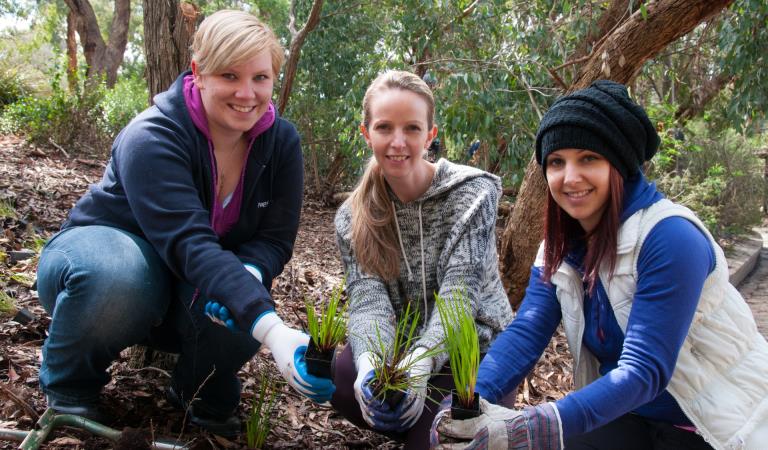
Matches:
[50,437,84,446]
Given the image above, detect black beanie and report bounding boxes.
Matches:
[535,80,660,179]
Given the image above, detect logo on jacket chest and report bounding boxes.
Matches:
[257,200,270,208]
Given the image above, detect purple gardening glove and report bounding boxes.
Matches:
[434,398,562,449]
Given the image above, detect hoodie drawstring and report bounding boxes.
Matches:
[392,201,429,324]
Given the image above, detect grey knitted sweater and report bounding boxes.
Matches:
[335,159,514,370]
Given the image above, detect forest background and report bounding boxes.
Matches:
[0,0,766,448]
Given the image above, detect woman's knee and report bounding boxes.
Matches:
[39,226,173,337]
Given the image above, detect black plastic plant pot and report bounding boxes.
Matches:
[383,389,405,409]
[304,339,336,379]
[451,390,480,420]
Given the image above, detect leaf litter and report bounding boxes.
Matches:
[0,133,572,448]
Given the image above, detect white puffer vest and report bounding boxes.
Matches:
[535,199,768,449]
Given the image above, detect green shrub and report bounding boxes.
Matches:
[0,60,148,157]
[647,119,763,240]
[0,66,31,109]
[99,74,148,137]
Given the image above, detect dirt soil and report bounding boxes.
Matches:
[0,134,572,449]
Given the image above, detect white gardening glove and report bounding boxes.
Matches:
[395,346,433,429]
[353,352,379,428]
[251,312,335,403]
[434,398,562,450]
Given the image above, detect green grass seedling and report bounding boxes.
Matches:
[245,371,280,449]
[0,199,16,219]
[435,290,479,410]
[0,290,15,317]
[367,302,439,405]
[306,281,348,351]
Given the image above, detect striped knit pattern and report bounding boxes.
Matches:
[336,159,514,369]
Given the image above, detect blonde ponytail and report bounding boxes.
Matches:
[349,158,400,280]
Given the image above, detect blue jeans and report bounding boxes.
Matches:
[36,225,260,417]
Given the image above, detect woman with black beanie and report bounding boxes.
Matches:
[430,80,768,449]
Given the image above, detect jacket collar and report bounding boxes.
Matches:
[616,172,664,254]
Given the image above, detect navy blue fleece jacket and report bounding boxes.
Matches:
[62,71,304,331]
[476,174,715,437]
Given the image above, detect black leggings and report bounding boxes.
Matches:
[565,413,714,450]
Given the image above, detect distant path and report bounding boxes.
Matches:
[738,227,768,337]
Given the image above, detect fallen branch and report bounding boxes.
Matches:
[48,138,70,159]
[0,383,40,421]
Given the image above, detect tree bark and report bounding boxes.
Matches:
[66,10,78,91]
[278,0,325,115]
[63,0,131,88]
[499,0,735,308]
[675,72,734,123]
[143,1,200,103]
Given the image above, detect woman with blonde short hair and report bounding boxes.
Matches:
[36,10,331,438]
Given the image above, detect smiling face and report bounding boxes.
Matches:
[361,88,437,192]
[192,49,274,139]
[545,148,612,233]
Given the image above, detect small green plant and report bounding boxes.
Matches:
[0,199,16,219]
[245,371,280,449]
[306,281,348,351]
[435,289,480,410]
[367,302,438,405]
[0,290,16,317]
[24,234,47,253]
[10,273,34,288]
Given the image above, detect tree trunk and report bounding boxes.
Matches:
[66,10,78,91]
[278,0,325,115]
[499,0,735,308]
[143,1,200,103]
[675,72,734,123]
[63,0,131,88]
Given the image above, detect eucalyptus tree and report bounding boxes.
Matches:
[142,1,198,101]
[63,0,131,87]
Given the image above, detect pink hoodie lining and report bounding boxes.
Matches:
[182,74,275,236]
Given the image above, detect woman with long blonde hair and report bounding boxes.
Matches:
[331,70,514,448]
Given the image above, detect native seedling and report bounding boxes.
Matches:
[367,302,439,408]
[304,281,348,379]
[245,370,280,449]
[435,290,480,419]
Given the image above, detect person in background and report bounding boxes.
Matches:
[331,70,514,449]
[35,10,332,438]
[431,80,768,450]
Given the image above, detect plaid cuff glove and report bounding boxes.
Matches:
[433,399,562,450]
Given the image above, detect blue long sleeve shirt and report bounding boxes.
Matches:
[476,178,715,438]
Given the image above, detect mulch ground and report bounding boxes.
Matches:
[0,133,572,449]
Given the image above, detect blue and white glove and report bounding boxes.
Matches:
[433,398,563,449]
[205,264,264,331]
[394,347,432,429]
[353,352,392,430]
[353,348,433,433]
[204,265,334,403]
[250,312,335,403]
